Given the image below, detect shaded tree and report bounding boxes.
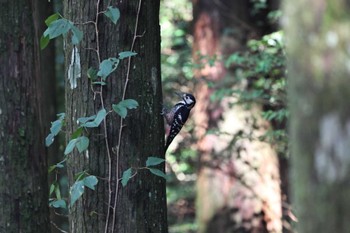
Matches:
[285,0,350,232]
[62,1,167,232]
[0,0,53,232]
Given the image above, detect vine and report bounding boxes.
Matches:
[42,1,166,232]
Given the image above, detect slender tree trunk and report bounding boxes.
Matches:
[193,1,282,232]
[285,0,350,232]
[64,1,167,232]
[0,0,51,232]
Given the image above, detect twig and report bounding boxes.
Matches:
[87,1,113,233]
[111,1,143,232]
[51,221,69,233]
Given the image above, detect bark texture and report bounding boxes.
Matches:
[64,1,167,232]
[285,0,350,232]
[193,1,282,232]
[0,0,51,232]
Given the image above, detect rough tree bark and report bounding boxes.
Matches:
[193,0,282,232]
[0,0,51,232]
[64,1,167,232]
[285,0,350,232]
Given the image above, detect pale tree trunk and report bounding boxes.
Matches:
[193,0,282,232]
[285,0,350,232]
[64,1,167,232]
[0,0,51,232]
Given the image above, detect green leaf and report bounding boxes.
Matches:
[146,157,165,167]
[49,199,67,209]
[64,138,78,155]
[71,127,83,139]
[149,168,167,179]
[74,170,87,181]
[121,168,132,187]
[45,113,65,147]
[55,185,61,199]
[44,18,72,39]
[48,164,56,173]
[104,7,120,24]
[78,115,96,124]
[118,51,137,59]
[56,162,65,168]
[92,81,107,85]
[81,109,107,128]
[83,176,98,190]
[45,13,60,26]
[70,180,85,206]
[48,161,65,173]
[112,99,138,119]
[40,35,50,50]
[87,67,98,80]
[76,136,89,153]
[112,104,127,118]
[45,133,55,147]
[71,25,83,45]
[49,183,55,196]
[120,99,139,109]
[97,58,119,80]
[51,119,63,136]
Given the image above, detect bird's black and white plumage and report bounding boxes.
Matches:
[162,93,196,152]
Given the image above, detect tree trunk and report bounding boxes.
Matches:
[193,1,282,232]
[285,0,350,232]
[64,1,167,232]
[0,0,51,232]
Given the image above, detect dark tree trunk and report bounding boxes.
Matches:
[0,0,51,232]
[64,1,167,232]
[192,1,282,232]
[285,0,350,232]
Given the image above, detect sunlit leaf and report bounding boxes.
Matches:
[45,13,60,26]
[40,35,50,50]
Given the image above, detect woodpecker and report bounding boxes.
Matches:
[162,92,196,152]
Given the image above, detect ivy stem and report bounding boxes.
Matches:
[89,1,113,233]
[111,0,142,232]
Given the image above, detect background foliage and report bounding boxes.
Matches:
[160,1,286,232]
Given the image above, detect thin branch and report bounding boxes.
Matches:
[111,1,143,232]
[51,221,68,233]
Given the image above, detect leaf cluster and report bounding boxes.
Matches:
[121,157,167,187]
[213,31,288,155]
